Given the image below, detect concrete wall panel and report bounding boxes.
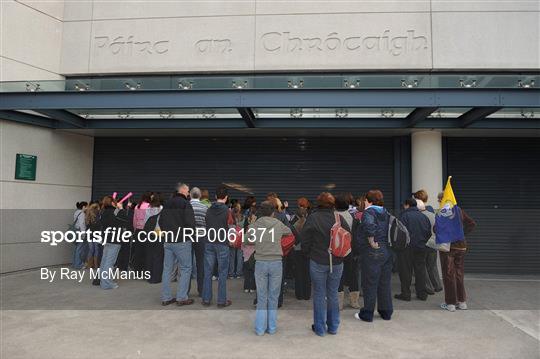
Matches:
[256,0,430,14]
[61,21,92,74]
[432,12,540,69]
[0,121,94,272]
[0,57,63,81]
[254,13,432,70]
[1,0,63,74]
[87,16,256,73]
[92,0,255,20]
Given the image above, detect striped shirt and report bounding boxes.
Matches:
[190,199,208,228]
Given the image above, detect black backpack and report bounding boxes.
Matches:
[387,213,410,251]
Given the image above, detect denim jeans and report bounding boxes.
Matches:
[161,242,193,301]
[99,243,121,289]
[202,243,230,304]
[309,260,343,336]
[360,245,393,320]
[254,260,282,335]
[86,241,100,260]
[72,241,86,269]
[228,248,243,277]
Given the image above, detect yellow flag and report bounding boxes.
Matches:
[440,176,457,209]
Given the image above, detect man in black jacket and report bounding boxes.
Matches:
[395,198,432,301]
[159,182,196,306]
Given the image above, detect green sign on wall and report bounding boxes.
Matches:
[15,154,37,181]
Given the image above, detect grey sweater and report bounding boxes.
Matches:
[248,216,292,261]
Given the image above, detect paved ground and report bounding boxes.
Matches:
[1,268,539,359]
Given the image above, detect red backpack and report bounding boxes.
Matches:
[328,213,352,272]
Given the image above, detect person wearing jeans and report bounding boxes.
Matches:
[100,243,122,289]
[360,245,393,320]
[310,260,343,335]
[353,190,393,322]
[158,182,197,306]
[254,260,283,335]
[72,202,87,269]
[248,201,291,335]
[202,185,235,307]
[202,242,230,305]
[98,196,128,290]
[161,242,193,305]
[299,192,350,336]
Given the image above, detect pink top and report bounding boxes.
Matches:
[133,202,150,230]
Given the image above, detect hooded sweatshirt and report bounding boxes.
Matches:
[248,216,292,261]
[205,202,234,244]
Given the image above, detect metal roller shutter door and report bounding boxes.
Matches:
[92,137,395,212]
[446,138,540,274]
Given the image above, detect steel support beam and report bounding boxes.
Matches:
[0,110,55,128]
[73,119,247,129]
[50,117,540,130]
[406,107,438,127]
[237,107,256,128]
[459,107,503,128]
[32,109,85,128]
[1,89,539,110]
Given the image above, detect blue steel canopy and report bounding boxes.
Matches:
[0,73,538,130]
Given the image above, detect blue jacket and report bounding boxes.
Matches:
[353,205,389,252]
[400,207,432,249]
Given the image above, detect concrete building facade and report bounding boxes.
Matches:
[1,0,539,273]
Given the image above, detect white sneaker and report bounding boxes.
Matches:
[212,276,217,281]
[440,303,456,312]
[457,302,468,310]
[244,289,249,293]
[354,312,361,321]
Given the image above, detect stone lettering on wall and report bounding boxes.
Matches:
[94,35,170,55]
[260,30,428,56]
[195,39,233,53]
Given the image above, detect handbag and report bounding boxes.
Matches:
[426,236,450,252]
[230,226,243,249]
[281,233,296,256]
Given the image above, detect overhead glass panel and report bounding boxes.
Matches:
[66,108,241,119]
[254,108,414,119]
[428,108,471,118]
[1,73,538,92]
[487,108,537,119]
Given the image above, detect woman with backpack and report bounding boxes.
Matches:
[300,192,350,336]
[353,189,393,322]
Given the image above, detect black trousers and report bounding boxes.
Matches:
[396,247,427,298]
[131,230,146,272]
[145,242,164,283]
[293,250,311,300]
[115,242,131,271]
[192,241,205,295]
[243,257,256,290]
[339,254,359,292]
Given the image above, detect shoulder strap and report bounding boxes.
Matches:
[73,211,82,226]
[334,213,341,226]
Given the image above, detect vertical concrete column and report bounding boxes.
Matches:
[411,131,443,209]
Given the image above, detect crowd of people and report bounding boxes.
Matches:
[70,183,475,336]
